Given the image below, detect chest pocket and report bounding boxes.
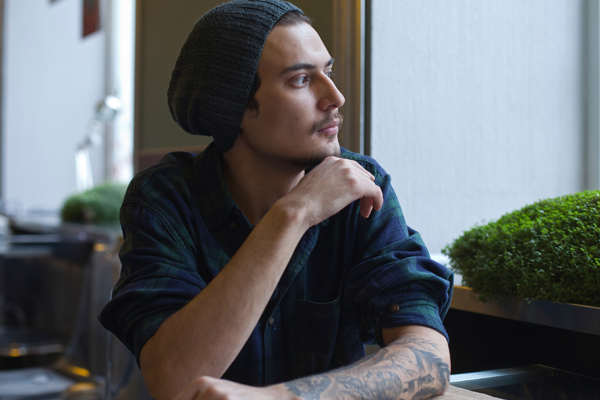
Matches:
[294,296,342,375]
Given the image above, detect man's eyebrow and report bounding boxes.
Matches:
[281,57,335,75]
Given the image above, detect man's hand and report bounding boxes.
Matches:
[173,376,293,400]
[281,156,384,228]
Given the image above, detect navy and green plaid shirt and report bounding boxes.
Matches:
[99,142,453,386]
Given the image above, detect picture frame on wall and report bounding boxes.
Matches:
[83,0,100,37]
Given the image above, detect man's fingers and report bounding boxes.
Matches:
[328,158,383,218]
[295,156,383,225]
[173,376,278,400]
[173,376,218,400]
[372,185,384,211]
[359,197,374,218]
[359,184,383,218]
[322,157,374,181]
[349,160,375,181]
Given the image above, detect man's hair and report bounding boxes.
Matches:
[246,11,313,115]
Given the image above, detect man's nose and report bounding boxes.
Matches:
[317,75,345,111]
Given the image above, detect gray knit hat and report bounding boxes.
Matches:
[167,0,302,152]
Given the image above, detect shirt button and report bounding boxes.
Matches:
[390,304,400,313]
[268,317,275,326]
[230,222,237,229]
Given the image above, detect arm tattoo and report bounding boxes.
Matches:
[285,376,332,400]
[283,336,450,400]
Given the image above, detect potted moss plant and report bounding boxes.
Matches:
[61,182,127,227]
[443,191,600,308]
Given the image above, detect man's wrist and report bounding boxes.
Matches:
[266,383,302,400]
[271,196,312,231]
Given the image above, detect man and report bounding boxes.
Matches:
[99,1,453,399]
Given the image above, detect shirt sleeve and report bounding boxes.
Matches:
[98,201,205,364]
[344,161,454,347]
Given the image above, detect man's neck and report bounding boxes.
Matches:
[222,149,305,226]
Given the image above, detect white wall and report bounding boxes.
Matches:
[3,0,106,213]
[371,0,586,253]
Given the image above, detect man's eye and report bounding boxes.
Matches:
[325,71,335,79]
[291,76,308,85]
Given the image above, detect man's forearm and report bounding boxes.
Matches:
[141,201,311,399]
[280,333,450,400]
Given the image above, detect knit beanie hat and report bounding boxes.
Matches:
[167,0,302,152]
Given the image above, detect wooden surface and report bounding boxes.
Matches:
[439,385,502,399]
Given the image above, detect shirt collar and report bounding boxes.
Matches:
[192,143,335,230]
[193,142,238,230]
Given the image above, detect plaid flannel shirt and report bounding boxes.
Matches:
[98,142,453,386]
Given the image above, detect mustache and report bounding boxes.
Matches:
[312,112,344,132]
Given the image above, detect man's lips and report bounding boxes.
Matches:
[316,119,340,134]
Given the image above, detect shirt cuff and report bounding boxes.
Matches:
[376,301,449,347]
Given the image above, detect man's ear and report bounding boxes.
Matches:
[240,108,258,133]
[243,107,259,122]
[239,112,247,133]
[238,116,248,138]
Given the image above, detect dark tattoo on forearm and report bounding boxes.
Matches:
[285,376,332,400]
[283,335,450,400]
[334,370,403,399]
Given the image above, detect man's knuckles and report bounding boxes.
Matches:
[185,376,225,398]
[192,376,215,387]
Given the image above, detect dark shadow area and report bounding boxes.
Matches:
[444,308,600,379]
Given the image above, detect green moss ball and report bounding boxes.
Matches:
[61,183,128,225]
[443,191,600,307]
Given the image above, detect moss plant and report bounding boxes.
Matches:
[61,183,127,225]
[443,191,600,307]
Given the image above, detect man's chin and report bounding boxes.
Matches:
[288,147,342,170]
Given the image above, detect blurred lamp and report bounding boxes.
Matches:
[76,96,122,192]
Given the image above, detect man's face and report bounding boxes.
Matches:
[237,22,345,169]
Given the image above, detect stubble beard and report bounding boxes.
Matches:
[287,113,344,170]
